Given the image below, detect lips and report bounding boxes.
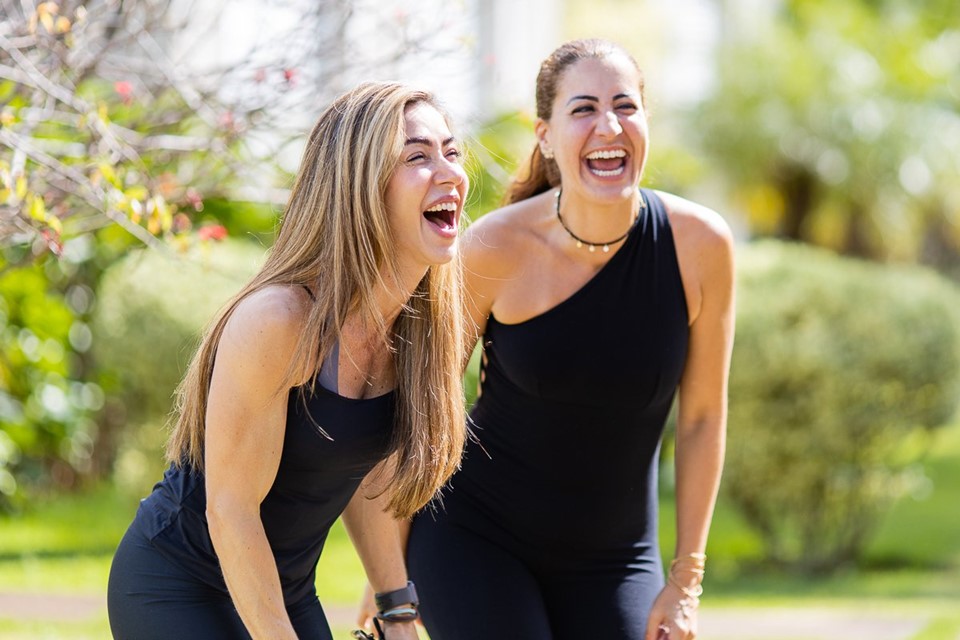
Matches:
[584,148,627,177]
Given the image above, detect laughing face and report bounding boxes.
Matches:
[385,101,468,273]
[536,54,648,205]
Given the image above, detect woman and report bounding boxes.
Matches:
[405,39,735,640]
[107,81,468,640]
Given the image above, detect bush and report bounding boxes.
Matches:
[92,240,264,487]
[725,241,960,572]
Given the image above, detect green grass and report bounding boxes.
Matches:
[2,421,959,639]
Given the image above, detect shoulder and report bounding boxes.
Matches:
[224,285,311,342]
[462,190,554,276]
[217,285,313,382]
[655,190,735,272]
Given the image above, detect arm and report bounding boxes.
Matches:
[646,202,736,640]
[204,287,308,639]
[343,456,418,640]
[460,213,514,369]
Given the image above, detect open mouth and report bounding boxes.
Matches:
[423,201,458,234]
[584,148,627,177]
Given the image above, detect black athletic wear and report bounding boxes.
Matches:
[107,384,395,639]
[408,189,689,639]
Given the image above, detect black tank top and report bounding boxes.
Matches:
[446,189,688,554]
[134,383,395,605]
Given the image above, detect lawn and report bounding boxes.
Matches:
[1,421,958,639]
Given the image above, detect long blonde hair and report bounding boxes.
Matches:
[167,82,465,518]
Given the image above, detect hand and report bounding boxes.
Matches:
[644,584,698,640]
[356,583,377,631]
[381,619,420,640]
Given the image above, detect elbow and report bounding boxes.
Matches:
[206,500,227,547]
[205,494,245,549]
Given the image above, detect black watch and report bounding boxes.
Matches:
[374,580,419,612]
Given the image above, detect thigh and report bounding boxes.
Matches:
[408,513,552,640]
[542,562,664,640]
[108,524,251,640]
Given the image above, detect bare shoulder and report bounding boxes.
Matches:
[225,285,310,341]
[655,190,735,322]
[655,190,734,258]
[218,285,312,380]
[462,192,551,277]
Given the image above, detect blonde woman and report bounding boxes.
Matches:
[107,82,467,640]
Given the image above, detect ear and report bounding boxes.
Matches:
[534,118,553,159]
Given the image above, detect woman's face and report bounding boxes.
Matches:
[537,55,648,204]
[385,102,467,272]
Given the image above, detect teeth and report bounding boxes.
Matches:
[586,149,626,160]
[591,167,625,177]
[425,202,457,212]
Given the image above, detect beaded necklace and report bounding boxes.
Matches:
[555,188,645,253]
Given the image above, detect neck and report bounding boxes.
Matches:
[367,262,428,330]
[556,187,643,251]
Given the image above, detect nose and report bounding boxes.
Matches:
[596,110,623,137]
[435,156,467,187]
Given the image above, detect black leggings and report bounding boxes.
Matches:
[407,514,663,640]
[107,524,330,640]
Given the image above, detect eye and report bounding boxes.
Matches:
[616,102,638,112]
[571,104,595,114]
[404,152,426,163]
[445,148,463,161]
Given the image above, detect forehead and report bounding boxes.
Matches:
[402,102,452,142]
[555,55,642,101]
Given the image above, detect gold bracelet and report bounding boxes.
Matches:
[670,553,706,569]
[668,574,704,599]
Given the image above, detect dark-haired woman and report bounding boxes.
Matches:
[406,39,735,640]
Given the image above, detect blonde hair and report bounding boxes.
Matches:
[167,82,465,518]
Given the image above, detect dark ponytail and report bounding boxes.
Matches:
[503,144,561,205]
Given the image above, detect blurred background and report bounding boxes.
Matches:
[1,0,959,638]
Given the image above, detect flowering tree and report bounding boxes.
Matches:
[0,0,469,506]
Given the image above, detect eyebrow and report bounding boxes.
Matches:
[404,136,456,147]
[565,93,636,105]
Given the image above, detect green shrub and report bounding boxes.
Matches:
[725,240,960,571]
[92,240,264,487]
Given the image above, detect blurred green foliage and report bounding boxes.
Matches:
[92,240,265,489]
[726,240,960,571]
[463,111,535,218]
[0,264,96,509]
[696,0,960,268]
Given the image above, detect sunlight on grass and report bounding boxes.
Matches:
[0,616,111,640]
[0,423,957,639]
[909,615,960,640]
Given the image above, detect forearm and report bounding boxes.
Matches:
[208,508,296,639]
[342,489,411,593]
[673,416,726,556]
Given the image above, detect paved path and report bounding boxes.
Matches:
[0,592,939,639]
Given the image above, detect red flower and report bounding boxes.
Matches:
[198,224,227,241]
[114,81,134,105]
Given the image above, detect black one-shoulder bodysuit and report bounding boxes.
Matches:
[409,189,689,640]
